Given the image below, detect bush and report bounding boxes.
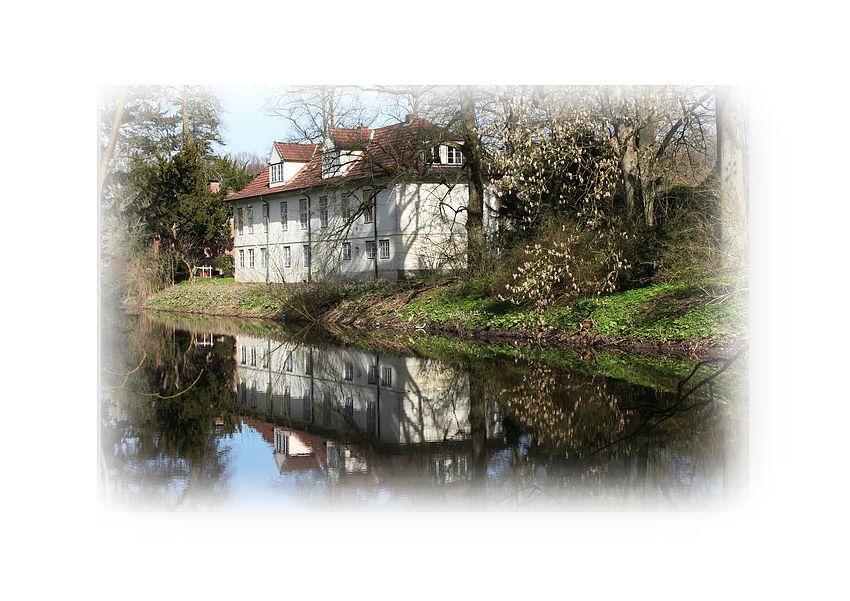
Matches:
[492,216,629,317]
[124,249,173,304]
[654,185,722,284]
[275,281,349,322]
[214,253,234,278]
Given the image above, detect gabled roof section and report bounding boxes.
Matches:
[273,142,317,162]
[328,127,372,149]
[227,117,465,202]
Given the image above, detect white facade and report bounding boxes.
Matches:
[231,181,498,283]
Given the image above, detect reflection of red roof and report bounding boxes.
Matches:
[227,117,464,202]
[273,142,317,162]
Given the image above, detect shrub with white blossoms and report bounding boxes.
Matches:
[491,88,630,322]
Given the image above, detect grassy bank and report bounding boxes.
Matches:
[141,276,746,359]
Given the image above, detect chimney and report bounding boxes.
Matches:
[404,113,413,124]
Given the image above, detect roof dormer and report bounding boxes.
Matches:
[321,128,373,178]
[268,142,317,188]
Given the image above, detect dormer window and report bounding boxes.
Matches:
[270,162,285,184]
[427,144,462,166]
[322,151,341,178]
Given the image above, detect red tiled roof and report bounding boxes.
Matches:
[273,142,317,162]
[329,127,372,149]
[227,117,465,202]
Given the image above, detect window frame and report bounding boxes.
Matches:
[299,199,308,230]
[341,193,352,220]
[303,244,311,268]
[342,241,351,261]
[365,240,376,260]
[270,162,285,184]
[381,366,392,388]
[247,206,254,234]
[319,196,329,228]
[362,189,374,224]
[280,201,288,230]
[379,239,390,260]
[283,245,291,268]
[248,248,255,268]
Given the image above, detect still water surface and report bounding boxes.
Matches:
[100,311,747,510]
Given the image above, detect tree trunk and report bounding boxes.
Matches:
[620,132,639,221]
[716,86,748,274]
[459,87,486,274]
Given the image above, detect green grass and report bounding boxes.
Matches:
[400,278,744,342]
[176,277,235,286]
[144,275,746,344]
[145,281,281,316]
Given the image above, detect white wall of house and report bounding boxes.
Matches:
[231,180,498,283]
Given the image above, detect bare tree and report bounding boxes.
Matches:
[264,86,379,142]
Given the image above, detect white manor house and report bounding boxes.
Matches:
[227,116,498,283]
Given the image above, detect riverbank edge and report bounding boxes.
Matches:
[138,279,746,362]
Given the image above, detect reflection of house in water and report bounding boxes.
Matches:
[234,333,503,484]
[234,333,503,445]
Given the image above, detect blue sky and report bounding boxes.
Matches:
[211,85,288,158]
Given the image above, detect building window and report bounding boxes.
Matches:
[260,247,268,268]
[303,244,311,268]
[299,199,308,230]
[241,346,246,365]
[248,248,255,268]
[381,366,392,388]
[239,249,244,268]
[363,190,374,223]
[344,361,353,381]
[428,144,462,165]
[283,246,291,268]
[247,206,254,234]
[367,365,378,385]
[274,429,288,454]
[270,162,284,184]
[261,349,269,369]
[284,352,293,372]
[365,240,376,260]
[341,193,351,220]
[344,395,354,418]
[305,353,313,375]
[262,204,269,233]
[237,207,244,235]
[250,347,257,366]
[280,201,288,230]
[322,151,341,178]
[319,196,328,228]
[379,239,390,260]
[342,242,351,261]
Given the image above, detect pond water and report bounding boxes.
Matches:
[99,310,747,510]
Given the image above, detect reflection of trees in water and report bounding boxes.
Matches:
[100,311,239,509]
[486,355,746,509]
